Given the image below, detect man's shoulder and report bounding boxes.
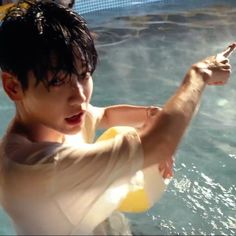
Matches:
[1,133,62,165]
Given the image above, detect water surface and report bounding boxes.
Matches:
[0,0,236,235]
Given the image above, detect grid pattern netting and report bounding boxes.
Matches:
[73,0,162,14]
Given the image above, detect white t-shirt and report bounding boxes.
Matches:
[0,108,166,235]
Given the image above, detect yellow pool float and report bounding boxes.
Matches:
[96,126,167,213]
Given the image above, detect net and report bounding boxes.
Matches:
[74,0,162,14]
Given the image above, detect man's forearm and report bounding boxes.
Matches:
[100,104,161,128]
[141,67,206,168]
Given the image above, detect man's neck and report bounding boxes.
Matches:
[7,116,64,143]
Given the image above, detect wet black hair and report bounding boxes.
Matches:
[0,0,97,89]
[53,0,75,8]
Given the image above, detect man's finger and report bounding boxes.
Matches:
[221,43,236,58]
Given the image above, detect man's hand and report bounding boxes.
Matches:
[193,43,236,85]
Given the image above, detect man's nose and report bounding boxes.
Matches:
[68,77,86,105]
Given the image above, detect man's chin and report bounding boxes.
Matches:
[63,126,82,135]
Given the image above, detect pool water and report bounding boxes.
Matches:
[1,0,236,235]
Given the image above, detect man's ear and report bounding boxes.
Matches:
[1,72,24,101]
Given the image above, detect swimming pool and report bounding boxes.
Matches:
[0,0,236,235]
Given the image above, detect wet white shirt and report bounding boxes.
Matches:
[0,109,166,235]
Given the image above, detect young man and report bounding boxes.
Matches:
[0,0,235,235]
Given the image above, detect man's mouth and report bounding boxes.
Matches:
[65,112,84,125]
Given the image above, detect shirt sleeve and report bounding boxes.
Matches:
[81,104,104,143]
[52,128,144,234]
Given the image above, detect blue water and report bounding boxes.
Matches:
[1,0,236,235]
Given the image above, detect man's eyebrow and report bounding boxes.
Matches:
[46,69,68,81]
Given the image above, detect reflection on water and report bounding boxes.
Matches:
[0,0,236,235]
[93,2,236,48]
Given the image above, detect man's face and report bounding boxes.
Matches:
[17,60,93,140]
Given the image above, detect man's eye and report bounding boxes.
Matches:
[79,72,91,80]
[48,77,66,87]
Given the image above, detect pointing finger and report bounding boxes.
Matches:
[221,43,236,58]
